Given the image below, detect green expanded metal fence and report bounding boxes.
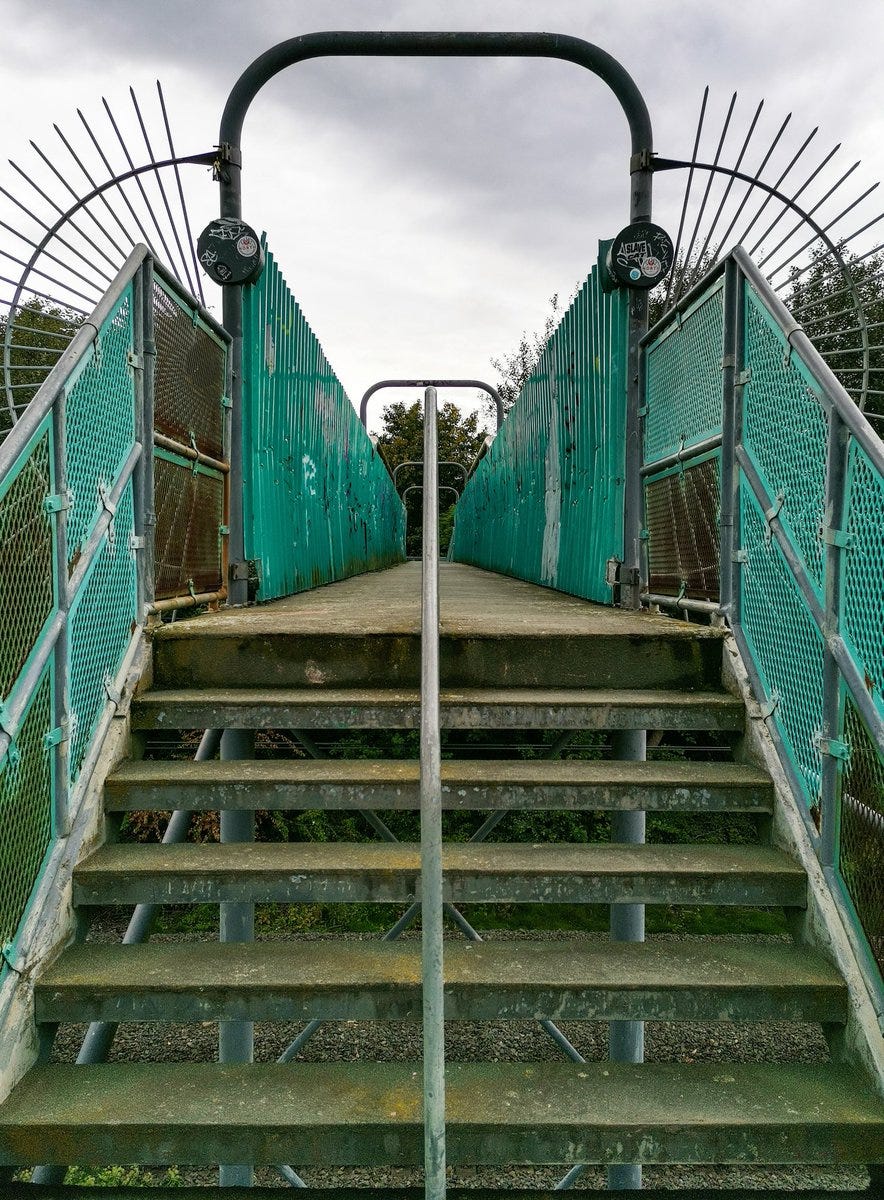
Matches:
[642,247,884,988]
[0,250,229,966]
[242,241,405,601]
[449,248,629,603]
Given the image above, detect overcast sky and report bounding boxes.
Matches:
[2,1,883,430]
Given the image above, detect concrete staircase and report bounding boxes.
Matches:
[1,564,882,1192]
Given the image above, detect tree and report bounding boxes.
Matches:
[0,298,82,435]
[485,294,563,423]
[373,398,487,556]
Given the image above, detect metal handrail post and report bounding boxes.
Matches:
[607,727,646,1192]
[49,386,70,840]
[420,385,446,1199]
[218,728,256,1188]
[820,409,850,869]
[719,258,740,615]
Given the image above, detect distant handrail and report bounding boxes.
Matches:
[359,378,504,433]
[393,460,468,490]
[402,484,461,504]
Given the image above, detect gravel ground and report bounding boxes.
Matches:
[44,920,872,1192]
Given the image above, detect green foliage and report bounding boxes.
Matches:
[785,242,884,434]
[14,1164,185,1187]
[488,293,564,417]
[0,297,82,434]
[373,398,487,555]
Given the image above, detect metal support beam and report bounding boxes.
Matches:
[219,728,256,1189]
[420,386,446,1199]
[608,728,646,1191]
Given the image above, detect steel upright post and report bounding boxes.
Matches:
[50,387,70,840]
[820,407,850,869]
[719,259,740,615]
[608,727,646,1191]
[218,727,255,1188]
[420,386,446,1199]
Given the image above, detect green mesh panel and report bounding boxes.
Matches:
[0,667,52,952]
[644,280,724,464]
[0,426,54,701]
[841,698,884,974]
[739,483,825,808]
[742,288,827,592]
[65,286,136,564]
[67,482,138,782]
[843,442,884,706]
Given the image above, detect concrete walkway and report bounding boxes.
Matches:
[160,562,719,642]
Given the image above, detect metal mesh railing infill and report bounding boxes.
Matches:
[0,249,229,965]
[640,246,884,992]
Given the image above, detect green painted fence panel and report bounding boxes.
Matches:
[450,249,628,603]
[242,241,405,601]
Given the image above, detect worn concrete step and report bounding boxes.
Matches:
[132,686,745,732]
[104,758,772,814]
[37,939,846,1025]
[151,619,724,693]
[73,842,806,907]
[1,1061,881,1168]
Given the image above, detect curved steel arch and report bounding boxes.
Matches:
[654,155,877,409]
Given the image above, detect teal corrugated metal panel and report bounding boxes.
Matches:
[451,248,627,603]
[242,241,405,601]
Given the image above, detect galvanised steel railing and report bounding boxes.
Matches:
[0,246,230,970]
[449,245,630,601]
[642,246,884,999]
[419,384,446,1198]
[241,239,405,600]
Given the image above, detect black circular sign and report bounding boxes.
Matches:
[197,218,264,285]
[607,222,674,289]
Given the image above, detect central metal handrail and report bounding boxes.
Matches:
[419,385,446,1197]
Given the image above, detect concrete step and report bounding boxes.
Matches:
[132,686,745,732]
[151,615,725,692]
[1,1062,881,1168]
[73,842,806,908]
[104,758,772,814]
[37,938,846,1025]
